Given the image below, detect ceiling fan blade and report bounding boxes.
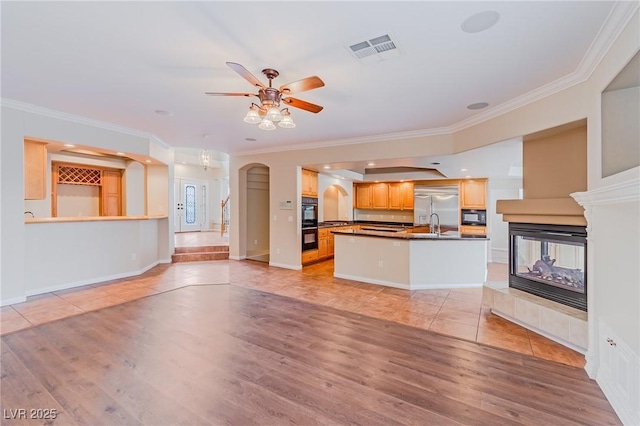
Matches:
[205,92,257,97]
[226,62,265,88]
[279,76,324,94]
[282,97,324,113]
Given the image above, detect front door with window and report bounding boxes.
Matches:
[175,179,207,232]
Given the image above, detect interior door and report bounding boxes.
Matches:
[174,179,207,232]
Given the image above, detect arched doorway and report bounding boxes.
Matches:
[323,184,349,221]
[244,165,270,262]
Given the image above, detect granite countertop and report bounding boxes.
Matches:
[331,229,489,240]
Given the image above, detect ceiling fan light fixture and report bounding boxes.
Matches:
[258,119,276,131]
[277,110,296,128]
[243,104,262,124]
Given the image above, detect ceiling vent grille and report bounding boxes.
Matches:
[347,34,401,63]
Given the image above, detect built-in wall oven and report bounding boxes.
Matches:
[302,228,319,252]
[301,197,318,252]
[301,197,318,228]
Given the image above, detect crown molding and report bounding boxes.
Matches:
[0,98,171,149]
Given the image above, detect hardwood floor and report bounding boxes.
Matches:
[1,284,620,425]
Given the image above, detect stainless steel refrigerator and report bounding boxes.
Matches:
[413,185,459,230]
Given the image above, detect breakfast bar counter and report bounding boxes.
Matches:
[332,230,488,290]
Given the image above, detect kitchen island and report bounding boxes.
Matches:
[332,229,488,290]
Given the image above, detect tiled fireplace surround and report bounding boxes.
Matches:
[488,121,589,353]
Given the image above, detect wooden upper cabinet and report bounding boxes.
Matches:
[460,179,487,209]
[355,182,414,210]
[24,140,47,200]
[388,183,402,209]
[387,182,414,210]
[101,170,122,216]
[301,169,318,197]
[371,183,389,209]
[355,184,373,209]
[402,182,414,210]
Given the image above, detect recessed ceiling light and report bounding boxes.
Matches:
[245,138,257,142]
[460,168,468,172]
[154,109,173,116]
[465,175,472,178]
[323,165,331,169]
[461,11,500,33]
[181,161,186,164]
[64,143,75,147]
[340,177,345,180]
[367,162,376,166]
[145,160,152,163]
[430,162,441,165]
[467,102,489,110]
[116,152,125,156]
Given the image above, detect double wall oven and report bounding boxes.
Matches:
[301,197,318,252]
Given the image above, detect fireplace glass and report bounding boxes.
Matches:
[510,223,587,311]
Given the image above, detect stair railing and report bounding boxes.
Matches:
[221,196,230,235]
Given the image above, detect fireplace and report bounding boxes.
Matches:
[509,223,587,311]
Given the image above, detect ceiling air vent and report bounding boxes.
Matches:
[347,33,401,63]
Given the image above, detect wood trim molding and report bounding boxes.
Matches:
[572,177,640,206]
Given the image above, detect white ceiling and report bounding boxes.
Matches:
[1,1,632,178]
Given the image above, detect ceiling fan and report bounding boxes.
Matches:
[205,62,325,130]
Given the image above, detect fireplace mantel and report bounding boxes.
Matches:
[496,197,586,226]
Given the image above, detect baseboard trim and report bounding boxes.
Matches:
[491,248,509,264]
[268,262,302,271]
[24,260,164,298]
[0,295,28,307]
[333,273,483,290]
[229,255,245,260]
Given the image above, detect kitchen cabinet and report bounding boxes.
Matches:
[302,249,319,265]
[24,140,47,200]
[460,179,487,209]
[101,170,122,216]
[318,228,329,258]
[371,183,389,209]
[388,182,414,210]
[301,169,318,197]
[459,225,486,236]
[355,184,373,209]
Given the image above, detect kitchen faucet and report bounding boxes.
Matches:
[429,212,440,235]
[24,211,34,218]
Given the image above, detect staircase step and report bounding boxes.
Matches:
[171,251,229,263]
[174,245,229,254]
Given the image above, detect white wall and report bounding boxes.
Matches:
[488,178,522,263]
[24,218,169,295]
[602,85,639,177]
[56,184,100,217]
[318,174,352,222]
[124,161,145,216]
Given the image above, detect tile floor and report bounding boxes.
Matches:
[1,232,585,368]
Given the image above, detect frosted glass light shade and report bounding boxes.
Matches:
[264,106,283,122]
[278,114,296,128]
[258,119,276,130]
[243,106,262,124]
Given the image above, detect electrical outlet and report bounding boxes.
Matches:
[273,215,277,221]
[378,260,384,268]
[254,240,258,245]
[276,248,281,254]
[131,253,137,261]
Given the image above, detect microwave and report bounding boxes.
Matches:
[461,209,487,226]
